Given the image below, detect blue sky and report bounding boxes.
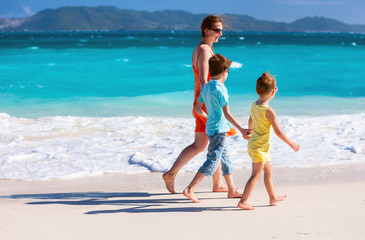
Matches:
[1,0,364,24]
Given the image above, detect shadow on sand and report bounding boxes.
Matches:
[2,191,268,214]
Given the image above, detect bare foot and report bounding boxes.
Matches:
[238,202,256,210]
[227,191,243,198]
[270,195,287,206]
[162,172,177,194]
[183,188,201,203]
[212,183,229,192]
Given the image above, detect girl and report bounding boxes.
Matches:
[238,72,300,210]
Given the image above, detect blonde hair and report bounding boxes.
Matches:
[256,72,276,95]
[209,54,232,77]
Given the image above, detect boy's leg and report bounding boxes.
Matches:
[183,171,206,203]
[198,133,225,177]
[238,162,264,210]
[263,162,287,206]
[163,132,208,194]
[218,135,241,198]
[183,133,222,203]
[223,174,242,198]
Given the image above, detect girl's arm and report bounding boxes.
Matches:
[265,108,300,152]
[222,105,252,140]
[197,46,211,86]
[248,116,253,129]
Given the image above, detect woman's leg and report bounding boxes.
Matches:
[212,162,228,192]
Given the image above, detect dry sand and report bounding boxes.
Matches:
[1,163,365,240]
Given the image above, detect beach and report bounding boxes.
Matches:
[1,163,365,240]
[1,113,364,240]
[1,31,365,239]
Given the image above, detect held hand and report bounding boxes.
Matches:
[290,142,300,152]
[240,128,252,140]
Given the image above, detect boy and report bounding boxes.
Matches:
[238,72,300,210]
[183,54,252,203]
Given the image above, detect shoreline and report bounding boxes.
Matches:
[1,96,365,119]
[1,163,365,240]
[1,162,365,196]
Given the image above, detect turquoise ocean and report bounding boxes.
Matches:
[1,31,365,117]
[0,31,364,180]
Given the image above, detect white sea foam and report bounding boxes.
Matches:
[231,61,243,69]
[116,58,129,62]
[0,113,364,180]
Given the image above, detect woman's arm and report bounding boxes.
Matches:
[265,108,300,152]
[197,46,212,86]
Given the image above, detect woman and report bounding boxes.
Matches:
[163,15,228,194]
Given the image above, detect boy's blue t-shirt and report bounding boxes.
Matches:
[198,80,230,135]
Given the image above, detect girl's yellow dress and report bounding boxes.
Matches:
[247,102,273,164]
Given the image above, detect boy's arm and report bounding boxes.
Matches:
[222,105,252,140]
[265,108,300,152]
[194,101,208,120]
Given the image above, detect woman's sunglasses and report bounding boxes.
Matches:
[210,28,223,33]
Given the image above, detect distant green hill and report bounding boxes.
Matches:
[289,16,365,32]
[4,6,206,31]
[2,6,365,33]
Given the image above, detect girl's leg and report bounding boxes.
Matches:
[263,162,287,206]
[238,162,264,210]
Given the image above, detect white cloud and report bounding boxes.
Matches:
[275,1,345,5]
[22,5,34,16]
